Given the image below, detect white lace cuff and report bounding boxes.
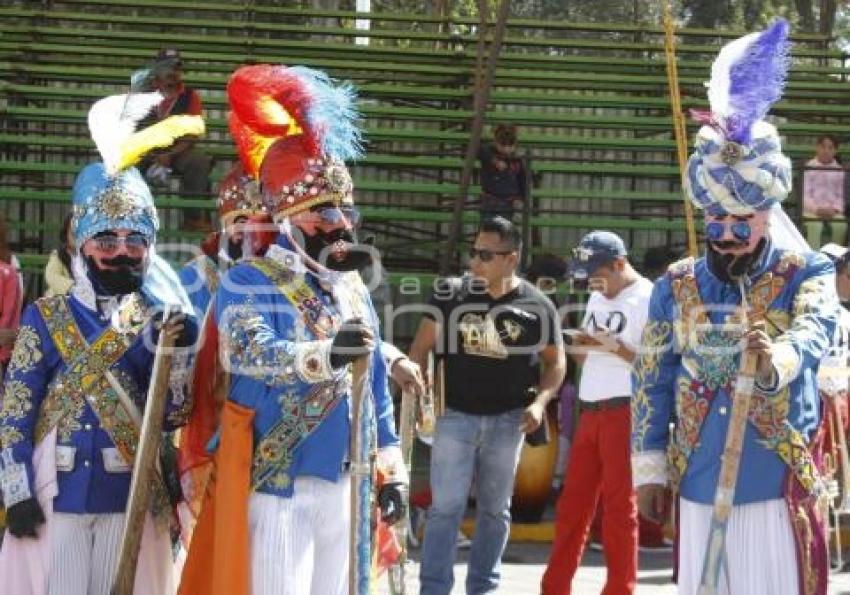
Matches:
[0,449,31,506]
[168,349,190,405]
[768,342,801,394]
[381,342,405,373]
[631,450,667,487]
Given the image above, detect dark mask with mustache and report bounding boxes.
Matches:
[706,238,767,283]
[299,228,372,272]
[85,254,145,296]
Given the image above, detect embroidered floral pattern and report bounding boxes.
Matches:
[269,471,291,489]
[632,319,673,450]
[0,426,23,449]
[668,378,713,488]
[688,327,741,391]
[794,276,832,317]
[34,298,140,460]
[36,377,84,443]
[252,382,344,490]
[250,259,339,339]
[1,380,33,421]
[661,254,804,491]
[224,303,298,386]
[8,325,42,374]
[676,379,713,447]
[749,389,819,492]
[90,373,142,461]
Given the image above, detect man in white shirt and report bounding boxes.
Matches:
[542,231,653,595]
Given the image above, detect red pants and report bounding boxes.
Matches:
[590,504,666,547]
[542,404,637,595]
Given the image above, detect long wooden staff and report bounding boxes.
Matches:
[349,356,374,595]
[663,1,698,257]
[434,357,445,418]
[112,307,177,595]
[699,284,758,594]
[388,387,416,594]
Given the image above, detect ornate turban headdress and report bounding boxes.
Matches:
[685,19,793,216]
[226,64,363,223]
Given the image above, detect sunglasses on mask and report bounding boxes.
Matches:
[93,232,149,254]
[706,221,752,243]
[309,206,361,227]
[469,247,513,262]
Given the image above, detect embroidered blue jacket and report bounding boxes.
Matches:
[214,240,398,498]
[0,294,195,512]
[631,244,838,505]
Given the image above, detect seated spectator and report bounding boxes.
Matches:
[803,134,846,248]
[142,48,213,231]
[43,212,75,297]
[477,124,528,222]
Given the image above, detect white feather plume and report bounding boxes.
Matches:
[704,20,790,145]
[88,92,163,175]
[706,31,758,118]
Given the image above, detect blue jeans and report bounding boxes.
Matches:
[419,407,525,595]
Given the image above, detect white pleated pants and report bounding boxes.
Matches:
[677,498,799,595]
[47,512,173,595]
[249,475,351,595]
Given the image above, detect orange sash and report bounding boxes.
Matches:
[178,400,254,595]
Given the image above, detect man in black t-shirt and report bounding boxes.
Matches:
[410,217,565,595]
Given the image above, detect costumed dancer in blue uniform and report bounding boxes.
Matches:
[178,64,408,595]
[178,165,264,320]
[0,86,201,595]
[631,20,838,595]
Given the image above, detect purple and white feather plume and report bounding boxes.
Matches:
[706,19,791,145]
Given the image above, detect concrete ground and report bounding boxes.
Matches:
[379,542,850,594]
[392,442,850,594]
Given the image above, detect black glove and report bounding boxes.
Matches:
[160,434,184,507]
[330,318,374,369]
[6,497,46,538]
[152,310,196,348]
[377,481,407,526]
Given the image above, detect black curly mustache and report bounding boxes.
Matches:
[710,240,747,250]
[101,255,143,267]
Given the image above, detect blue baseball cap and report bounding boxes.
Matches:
[569,231,628,280]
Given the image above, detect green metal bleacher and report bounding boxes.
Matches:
[2,0,850,297]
